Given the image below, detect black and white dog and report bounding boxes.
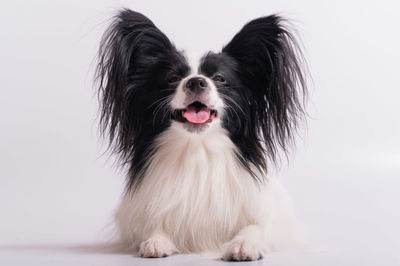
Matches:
[97,9,307,261]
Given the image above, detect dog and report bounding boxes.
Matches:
[96,9,307,261]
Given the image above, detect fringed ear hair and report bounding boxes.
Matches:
[96,9,186,189]
[222,15,307,171]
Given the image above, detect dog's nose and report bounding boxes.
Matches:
[185,77,208,93]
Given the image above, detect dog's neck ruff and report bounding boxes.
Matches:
[116,121,269,252]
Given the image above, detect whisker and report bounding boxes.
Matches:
[148,94,173,109]
[220,94,245,117]
[152,95,173,129]
[223,103,242,129]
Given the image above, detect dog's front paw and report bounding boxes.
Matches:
[139,235,177,258]
[222,240,264,261]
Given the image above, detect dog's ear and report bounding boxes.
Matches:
[222,15,307,163]
[96,9,176,161]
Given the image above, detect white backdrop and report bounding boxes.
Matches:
[1,0,399,265]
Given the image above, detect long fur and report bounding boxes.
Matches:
[115,122,298,253]
[97,9,189,189]
[221,15,306,173]
[96,9,307,260]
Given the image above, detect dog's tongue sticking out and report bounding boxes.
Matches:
[183,105,210,124]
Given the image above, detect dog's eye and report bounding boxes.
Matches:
[213,74,226,83]
[168,75,181,84]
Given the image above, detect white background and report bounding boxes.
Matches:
[1,0,399,265]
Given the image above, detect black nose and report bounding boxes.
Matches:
[185,77,208,93]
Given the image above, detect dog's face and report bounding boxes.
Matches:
[170,64,223,133]
[97,10,306,187]
[108,43,240,134]
[170,53,243,133]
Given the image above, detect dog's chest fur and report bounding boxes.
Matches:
[115,122,268,252]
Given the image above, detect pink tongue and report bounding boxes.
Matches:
[183,107,210,124]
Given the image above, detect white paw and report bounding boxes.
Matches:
[222,240,264,261]
[138,236,177,258]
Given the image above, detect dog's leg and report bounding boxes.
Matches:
[138,232,178,258]
[221,224,266,261]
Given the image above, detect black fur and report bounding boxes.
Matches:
[201,15,307,177]
[96,9,189,189]
[97,9,307,189]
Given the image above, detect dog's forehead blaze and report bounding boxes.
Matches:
[186,53,203,75]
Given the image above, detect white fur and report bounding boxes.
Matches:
[170,73,224,112]
[187,52,201,74]
[170,53,224,112]
[114,120,299,259]
[138,232,178,257]
[114,54,299,260]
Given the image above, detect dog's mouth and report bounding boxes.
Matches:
[172,101,218,124]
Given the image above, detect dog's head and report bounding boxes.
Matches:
[97,9,307,181]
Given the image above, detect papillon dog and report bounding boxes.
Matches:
[96,9,307,261]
